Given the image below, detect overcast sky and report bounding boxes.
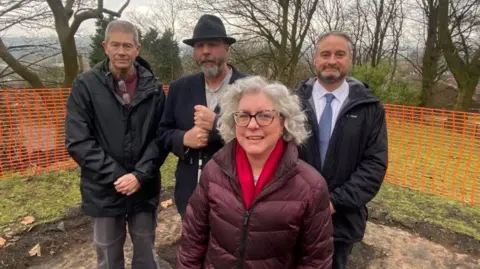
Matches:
[5,0,152,37]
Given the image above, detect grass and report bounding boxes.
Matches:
[0,168,81,230]
[371,182,480,240]
[0,154,178,233]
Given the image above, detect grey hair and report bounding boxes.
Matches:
[316,31,354,55]
[217,76,310,145]
[104,20,140,45]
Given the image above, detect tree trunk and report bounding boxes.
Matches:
[438,0,480,111]
[454,80,478,111]
[420,43,440,107]
[0,38,45,88]
[419,0,439,107]
[60,34,79,87]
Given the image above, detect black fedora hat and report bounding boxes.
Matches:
[183,14,236,47]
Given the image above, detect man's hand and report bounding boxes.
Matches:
[194,105,216,131]
[329,202,336,214]
[183,126,209,149]
[114,173,140,196]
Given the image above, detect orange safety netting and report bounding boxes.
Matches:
[0,88,479,204]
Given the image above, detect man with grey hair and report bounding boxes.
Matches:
[158,14,247,219]
[65,19,167,269]
[296,31,388,269]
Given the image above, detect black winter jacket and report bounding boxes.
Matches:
[296,77,388,243]
[65,58,168,217]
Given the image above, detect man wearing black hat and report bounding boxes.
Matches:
[158,14,247,218]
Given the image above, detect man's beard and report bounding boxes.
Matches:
[197,56,226,78]
[316,66,347,84]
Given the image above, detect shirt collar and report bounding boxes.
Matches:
[206,67,233,92]
[313,79,349,101]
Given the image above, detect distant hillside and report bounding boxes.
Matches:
[2,35,93,59]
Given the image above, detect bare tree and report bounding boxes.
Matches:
[388,0,405,81]
[438,0,480,111]
[0,43,62,87]
[315,0,347,32]
[368,0,402,67]
[127,0,189,40]
[0,0,51,88]
[191,0,320,86]
[46,0,130,87]
[0,0,131,88]
[418,0,444,106]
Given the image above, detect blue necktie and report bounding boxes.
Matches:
[319,93,335,168]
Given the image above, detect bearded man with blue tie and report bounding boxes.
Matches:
[296,31,388,269]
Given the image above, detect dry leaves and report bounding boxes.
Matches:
[160,199,173,209]
[0,237,6,248]
[20,216,35,225]
[29,243,41,257]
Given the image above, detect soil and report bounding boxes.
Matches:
[0,189,479,269]
[367,206,480,258]
[0,207,91,269]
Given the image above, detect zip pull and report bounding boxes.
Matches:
[243,211,251,226]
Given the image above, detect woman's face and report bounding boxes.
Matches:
[234,92,284,159]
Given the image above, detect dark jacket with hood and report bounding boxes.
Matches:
[157,64,247,216]
[65,57,168,217]
[296,77,388,243]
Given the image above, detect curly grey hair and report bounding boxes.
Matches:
[217,76,310,145]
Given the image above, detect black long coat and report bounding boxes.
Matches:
[158,65,247,216]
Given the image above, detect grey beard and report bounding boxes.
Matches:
[202,64,221,78]
[316,71,346,84]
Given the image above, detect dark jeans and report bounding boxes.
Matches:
[92,211,160,269]
[332,241,355,269]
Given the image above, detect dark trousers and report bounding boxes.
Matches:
[92,211,160,269]
[332,241,355,269]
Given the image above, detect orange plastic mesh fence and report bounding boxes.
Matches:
[385,104,479,205]
[0,88,478,204]
[0,88,77,177]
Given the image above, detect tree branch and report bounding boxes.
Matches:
[70,0,130,36]
[0,37,44,88]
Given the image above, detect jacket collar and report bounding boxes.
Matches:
[212,139,299,184]
[93,58,154,78]
[297,76,378,103]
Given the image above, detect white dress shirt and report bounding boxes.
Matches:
[205,68,233,110]
[312,80,350,134]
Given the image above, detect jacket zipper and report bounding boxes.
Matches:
[238,209,252,269]
[218,166,296,269]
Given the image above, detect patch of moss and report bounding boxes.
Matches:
[371,183,480,240]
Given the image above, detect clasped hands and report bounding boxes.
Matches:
[114,173,140,196]
[183,105,216,149]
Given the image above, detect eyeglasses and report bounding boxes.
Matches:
[233,110,279,127]
[118,80,131,104]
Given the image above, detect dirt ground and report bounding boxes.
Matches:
[0,192,479,269]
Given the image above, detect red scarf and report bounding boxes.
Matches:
[235,138,285,209]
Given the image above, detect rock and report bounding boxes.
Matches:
[0,237,6,247]
[57,222,66,232]
[29,243,41,257]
